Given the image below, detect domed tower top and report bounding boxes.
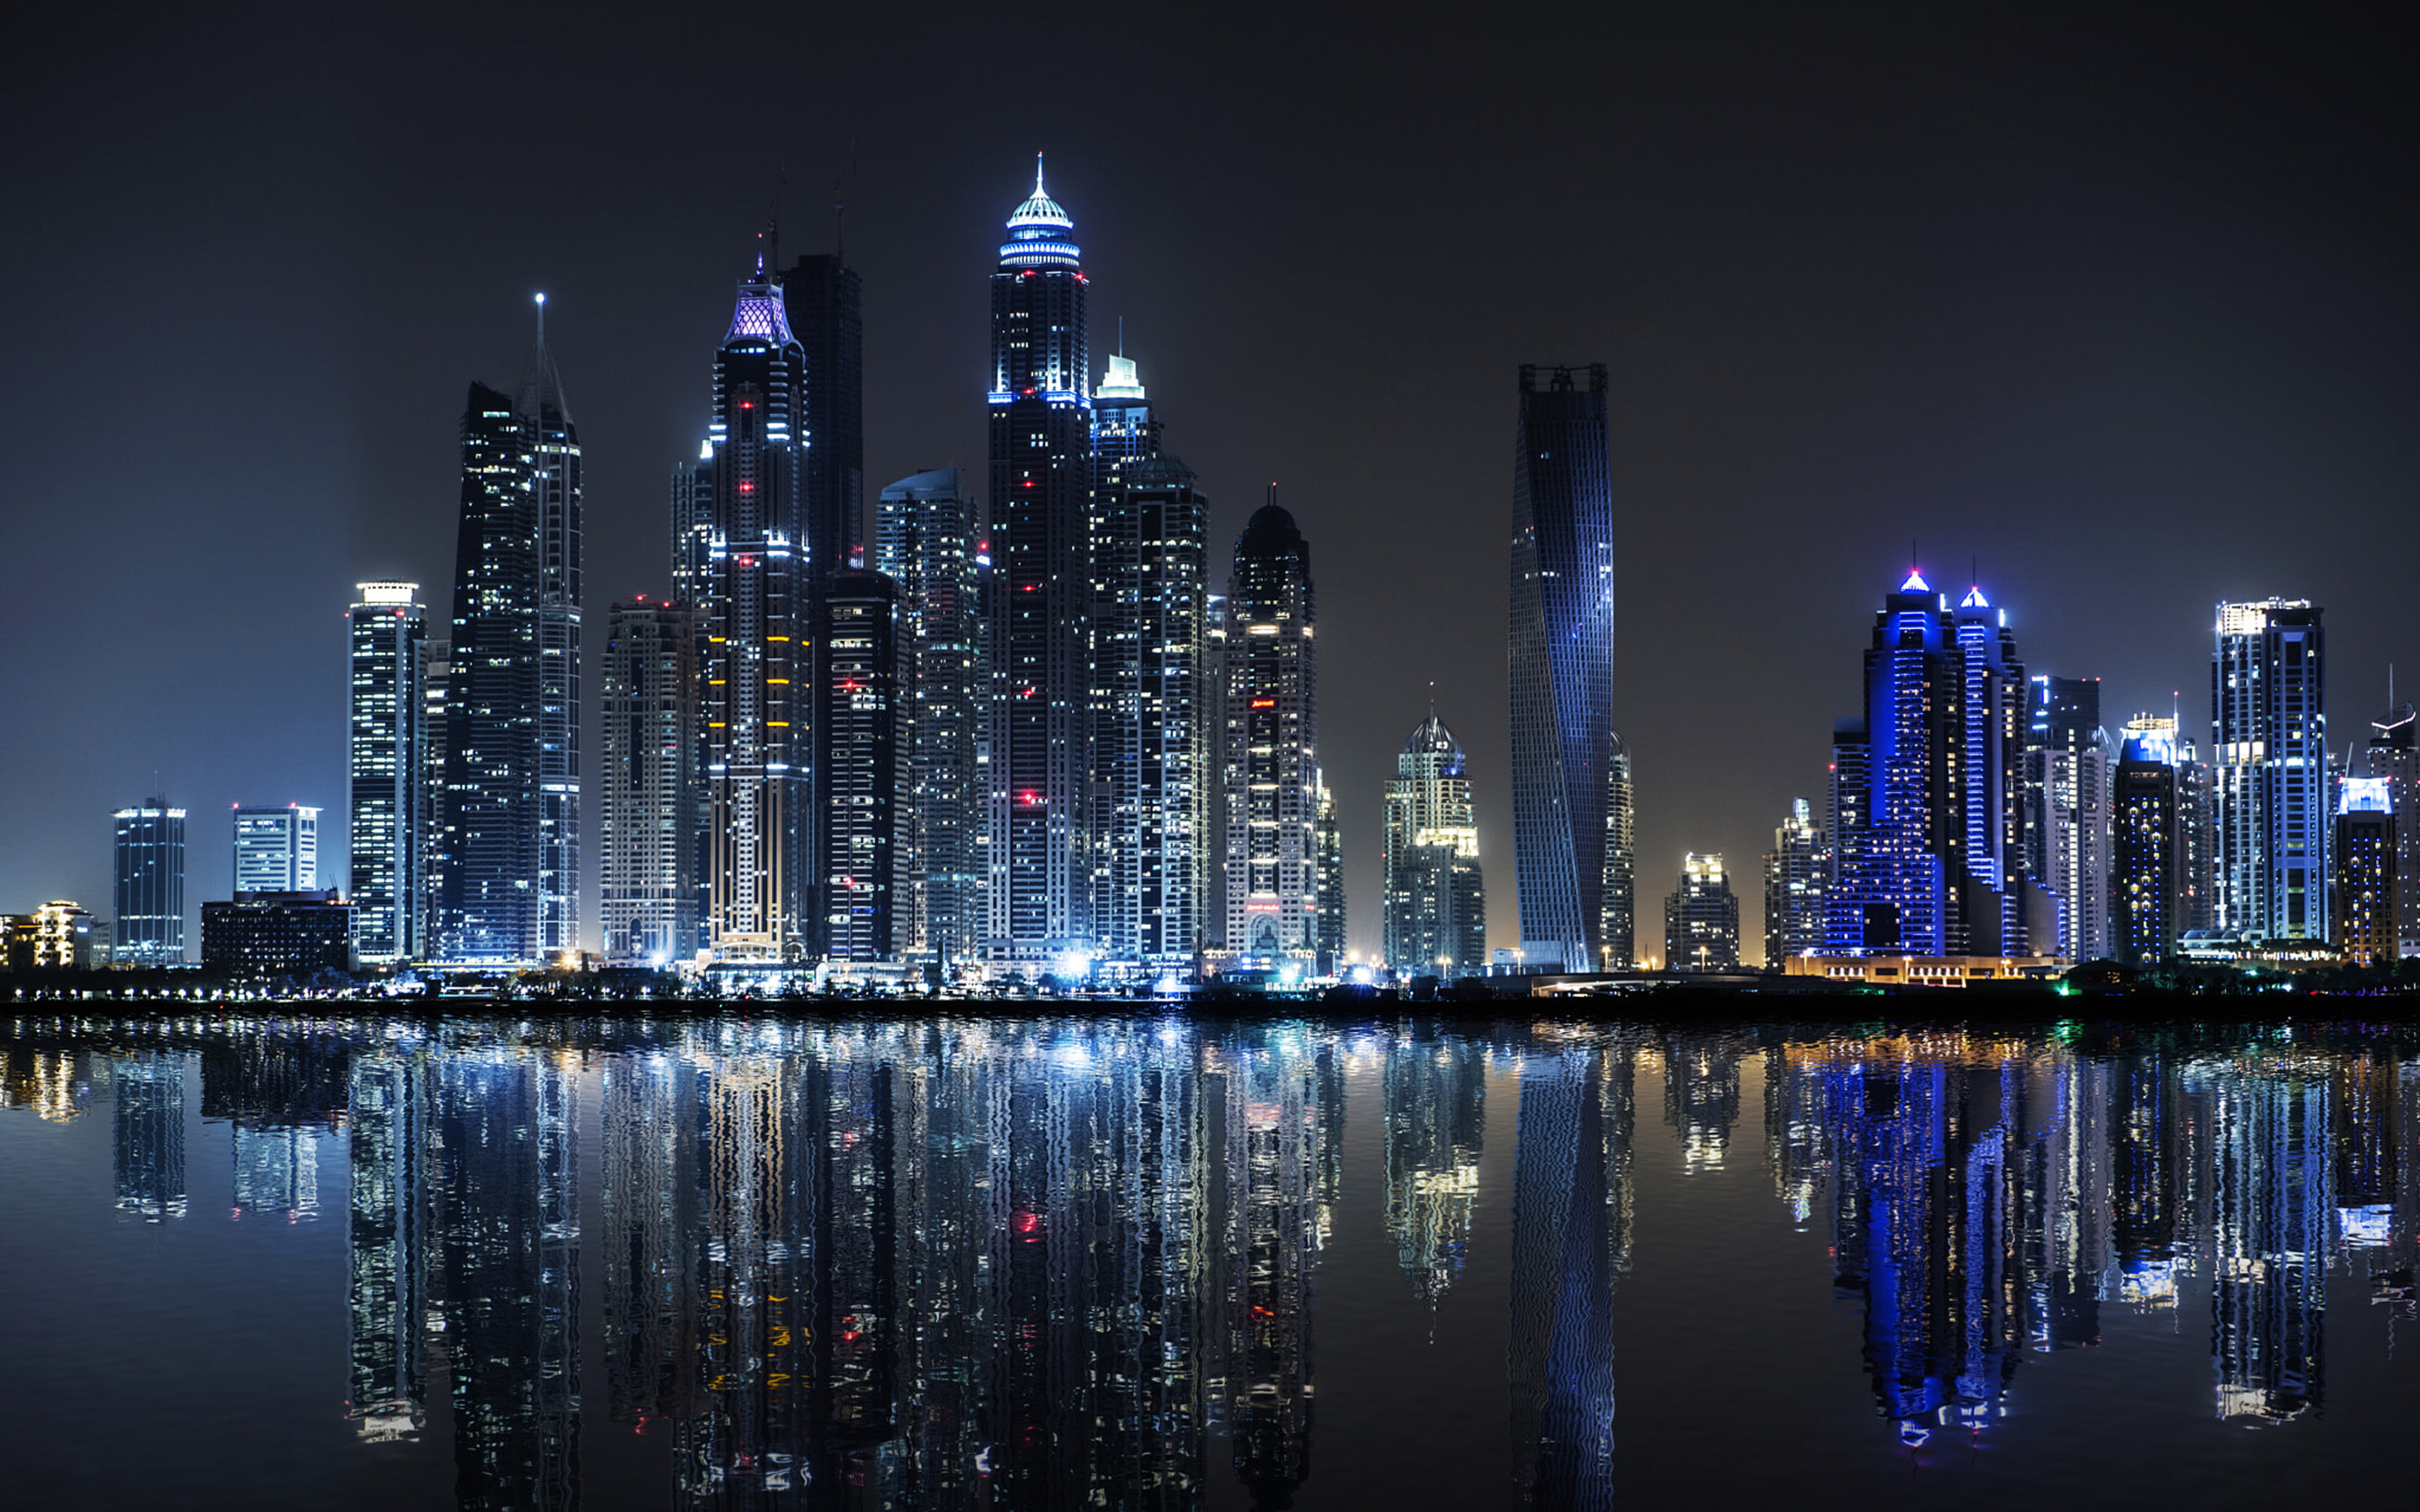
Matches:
[1000,154,1081,269]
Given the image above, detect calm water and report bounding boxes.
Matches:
[4,1012,2416,1509]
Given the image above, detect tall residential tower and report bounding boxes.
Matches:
[347,583,425,962]
[1507,364,1616,973]
[1223,502,1321,963]
[2211,600,2328,942]
[986,161,1097,969]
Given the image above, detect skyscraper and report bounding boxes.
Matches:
[1823,573,2029,958]
[599,597,700,966]
[2027,675,2112,961]
[873,469,983,970]
[348,583,424,963]
[1223,502,1320,963]
[112,798,185,965]
[2363,701,2419,956]
[781,252,864,578]
[1383,713,1485,978]
[683,229,812,960]
[1507,363,1616,973]
[813,570,904,962]
[1091,353,1210,973]
[2111,721,2182,967]
[1600,735,1634,970]
[2334,779,2396,965]
[438,381,541,963]
[1664,852,1740,971]
[525,299,583,964]
[1763,798,1824,965]
[2212,600,2329,941]
[1314,781,1345,973]
[987,160,1097,970]
[233,804,318,893]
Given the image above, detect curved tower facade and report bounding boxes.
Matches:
[1507,363,1616,972]
[690,234,811,959]
[1223,503,1320,961]
[986,161,1097,968]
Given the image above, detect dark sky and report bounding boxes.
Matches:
[4,2,2414,961]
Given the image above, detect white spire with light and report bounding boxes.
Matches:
[1000,152,1081,268]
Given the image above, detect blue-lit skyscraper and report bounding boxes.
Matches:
[2112,719,2182,966]
[347,583,424,963]
[438,382,542,963]
[986,159,1097,970]
[1508,363,1616,972]
[113,798,186,965]
[2212,599,2329,941]
[1823,572,2030,957]
[681,229,812,959]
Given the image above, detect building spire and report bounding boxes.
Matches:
[520,292,571,423]
[1035,150,1046,195]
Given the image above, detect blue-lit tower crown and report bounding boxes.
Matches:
[987,158,1098,965]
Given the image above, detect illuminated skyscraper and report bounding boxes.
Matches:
[1663,852,1740,970]
[681,229,813,959]
[1823,573,2029,957]
[2363,701,2419,954]
[780,251,863,578]
[2026,675,2111,961]
[1763,798,1823,965]
[437,380,542,963]
[987,160,1098,969]
[873,469,984,969]
[524,301,583,964]
[1601,735,1635,970]
[1223,501,1321,963]
[2112,719,2183,966]
[1383,713,1485,977]
[813,570,904,961]
[2334,778,2396,965]
[599,597,701,965]
[1315,779,1345,972]
[112,796,186,965]
[233,805,318,893]
[346,583,425,963]
[2212,599,2329,941]
[1508,362,1616,973]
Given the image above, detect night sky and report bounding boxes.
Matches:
[5,2,2414,961]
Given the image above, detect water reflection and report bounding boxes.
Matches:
[4,1017,2418,1508]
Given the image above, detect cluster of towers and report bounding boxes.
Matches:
[1758,585,2417,970]
[340,166,1370,980]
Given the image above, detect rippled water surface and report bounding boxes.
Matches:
[4,1011,2417,1508]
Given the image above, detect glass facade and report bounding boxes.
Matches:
[2212,600,2329,941]
[1763,798,1824,965]
[1223,505,1320,963]
[2112,725,2181,966]
[1823,575,2029,957]
[232,804,318,894]
[525,303,583,965]
[684,232,813,960]
[1600,735,1635,970]
[2362,701,2419,955]
[873,469,983,970]
[599,598,701,965]
[813,571,903,961]
[987,163,1097,967]
[1507,364,1616,972]
[439,382,543,963]
[1664,852,1740,970]
[1383,714,1485,977]
[347,583,424,962]
[112,799,185,965]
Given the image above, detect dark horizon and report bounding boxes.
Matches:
[5,3,2414,960]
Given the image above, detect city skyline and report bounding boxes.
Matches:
[6,10,2417,963]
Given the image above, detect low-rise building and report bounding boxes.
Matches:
[201,891,357,980]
